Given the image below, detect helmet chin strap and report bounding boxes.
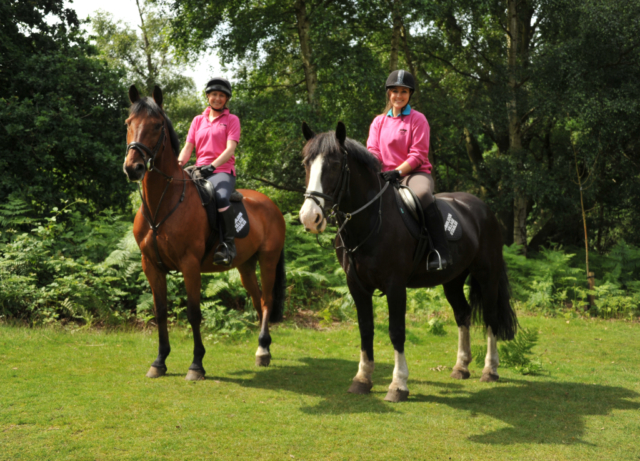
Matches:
[210,105,225,112]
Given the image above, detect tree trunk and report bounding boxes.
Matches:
[400,21,420,110]
[464,127,486,197]
[293,0,318,105]
[389,0,402,71]
[136,0,155,93]
[506,0,528,253]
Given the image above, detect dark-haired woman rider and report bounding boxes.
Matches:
[178,77,240,266]
[367,70,451,270]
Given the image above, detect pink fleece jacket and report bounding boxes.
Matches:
[186,107,241,175]
[366,106,432,174]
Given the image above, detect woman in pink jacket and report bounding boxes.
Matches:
[367,70,450,270]
[178,77,241,266]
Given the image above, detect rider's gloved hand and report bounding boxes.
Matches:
[199,164,216,178]
[381,170,401,182]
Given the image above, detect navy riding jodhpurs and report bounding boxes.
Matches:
[207,172,236,209]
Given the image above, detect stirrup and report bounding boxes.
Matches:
[213,242,233,266]
[426,250,444,271]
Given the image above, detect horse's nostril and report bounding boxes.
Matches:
[314,214,320,224]
[134,163,144,173]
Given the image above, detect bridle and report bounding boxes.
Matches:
[126,115,186,272]
[303,145,390,293]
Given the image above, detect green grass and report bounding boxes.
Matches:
[1,316,639,460]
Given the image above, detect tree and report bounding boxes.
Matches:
[0,0,131,214]
[90,0,202,141]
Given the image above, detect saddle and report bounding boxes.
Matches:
[184,166,251,261]
[394,187,462,241]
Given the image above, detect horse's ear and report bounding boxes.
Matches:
[302,122,315,141]
[129,85,140,104]
[153,85,163,108]
[336,121,346,145]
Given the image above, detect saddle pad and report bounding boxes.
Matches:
[230,199,250,238]
[393,186,462,242]
[435,198,462,241]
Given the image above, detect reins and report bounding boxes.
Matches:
[127,116,186,273]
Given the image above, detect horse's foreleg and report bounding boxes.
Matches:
[480,326,500,382]
[385,286,409,402]
[183,264,205,381]
[443,276,472,379]
[348,287,374,395]
[238,260,269,366]
[143,260,170,378]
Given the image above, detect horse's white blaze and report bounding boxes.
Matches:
[483,326,499,375]
[299,155,327,233]
[353,350,375,384]
[389,350,409,392]
[453,325,472,373]
[256,346,270,357]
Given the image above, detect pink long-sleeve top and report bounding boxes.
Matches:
[186,107,241,175]
[366,105,432,174]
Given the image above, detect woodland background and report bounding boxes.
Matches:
[1,0,639,330]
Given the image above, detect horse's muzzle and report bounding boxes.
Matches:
[299,200,327,234]
[123,160,145,182]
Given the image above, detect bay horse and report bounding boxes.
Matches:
[122,85,286,380]
[299,122,517,402]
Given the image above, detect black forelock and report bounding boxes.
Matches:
[302,131,381,172]
[129,97,181,156]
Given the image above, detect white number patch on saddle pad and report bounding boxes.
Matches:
[235,213,247,233]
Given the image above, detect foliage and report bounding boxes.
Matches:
[473,327,543,375]
[0,0,132,215]
[166,0,640,251]
[89,1,204,142]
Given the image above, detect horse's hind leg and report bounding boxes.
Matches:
[480,326,500,382]
[443,271,472,380]
[237,257,270,366]
[142,258,170,378]
[182,262,206,381]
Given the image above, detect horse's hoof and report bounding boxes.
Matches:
[146,366,166,378]
[480,372,499,383]
[348,380,373,395]
[256,354,271,367]
[186,369,205,381]
[450,369,471,380]
[384,388,409,402]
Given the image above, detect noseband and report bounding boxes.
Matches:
[303,147,350,220]
[126,123,171,179]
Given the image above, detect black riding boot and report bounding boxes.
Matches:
[424,202,451,271]
[214,208,237,266]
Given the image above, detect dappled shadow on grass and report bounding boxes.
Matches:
[212,357,396,415]
[412,379,640,445]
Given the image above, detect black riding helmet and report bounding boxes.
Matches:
[385,69,415,93]
[205,77,232,98]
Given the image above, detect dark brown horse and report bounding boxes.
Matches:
[299,122,517,402]
[123,85,286,380]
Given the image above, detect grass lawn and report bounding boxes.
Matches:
[1,315,639,460]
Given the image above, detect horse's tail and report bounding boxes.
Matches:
[469,265,518,341]
[269,248,286,323]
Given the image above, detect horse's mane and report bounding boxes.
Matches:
[302,131,381,173]
[129,97,181,157]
